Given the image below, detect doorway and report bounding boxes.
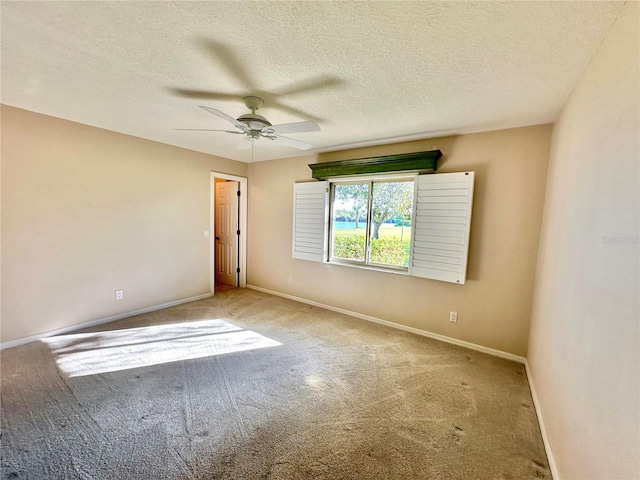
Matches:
[211,172,247,294]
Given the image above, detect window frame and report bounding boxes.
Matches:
[328,173,417,272]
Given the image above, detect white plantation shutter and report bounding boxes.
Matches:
[292,181,329,262]
[410,172,475,284]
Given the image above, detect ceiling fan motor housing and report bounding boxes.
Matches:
[238,97,272,131]
[237,113,272,131]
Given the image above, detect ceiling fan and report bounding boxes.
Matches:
[177,96,320,151]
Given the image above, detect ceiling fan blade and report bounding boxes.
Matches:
[272,135,313,151]
[199,106,246,129]
[236,136,253,150]
[197,39,257,91]
[174,128,243,134]
[273,75,344,97]
[168,88,241,101]
[269,101,325,123]
[267,121,320,135]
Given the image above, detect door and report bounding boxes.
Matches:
[215,181,239,286]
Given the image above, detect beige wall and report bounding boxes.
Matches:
[527,4,639,479]
[248,124,551,357]
[1,105,246,344]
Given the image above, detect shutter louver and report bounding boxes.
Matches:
[410,172,475,284]
[292,181,329,262]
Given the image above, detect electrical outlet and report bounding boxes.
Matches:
[115,290,124,300]
[287,276,293,284]
[449,311,458,323]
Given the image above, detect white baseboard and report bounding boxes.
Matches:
[524,360,559,479]
[246,284,526,364]
[0,293,212,350]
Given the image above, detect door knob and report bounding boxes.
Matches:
[215,236,220,240]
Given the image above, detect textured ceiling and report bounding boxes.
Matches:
[1,1,624,162]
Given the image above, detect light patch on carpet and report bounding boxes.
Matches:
[41,319,281,377]
[305,374,324,389]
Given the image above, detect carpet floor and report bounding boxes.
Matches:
[1,286,550,479]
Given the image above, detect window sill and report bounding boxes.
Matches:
[326,260,409,275]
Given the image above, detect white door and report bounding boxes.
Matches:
[215,181,239,286]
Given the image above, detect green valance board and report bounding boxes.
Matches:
[308,149,441,180]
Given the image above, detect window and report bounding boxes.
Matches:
[330,179,414,269]
[293,172,475,284]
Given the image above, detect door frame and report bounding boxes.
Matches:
[211,172,247,294]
